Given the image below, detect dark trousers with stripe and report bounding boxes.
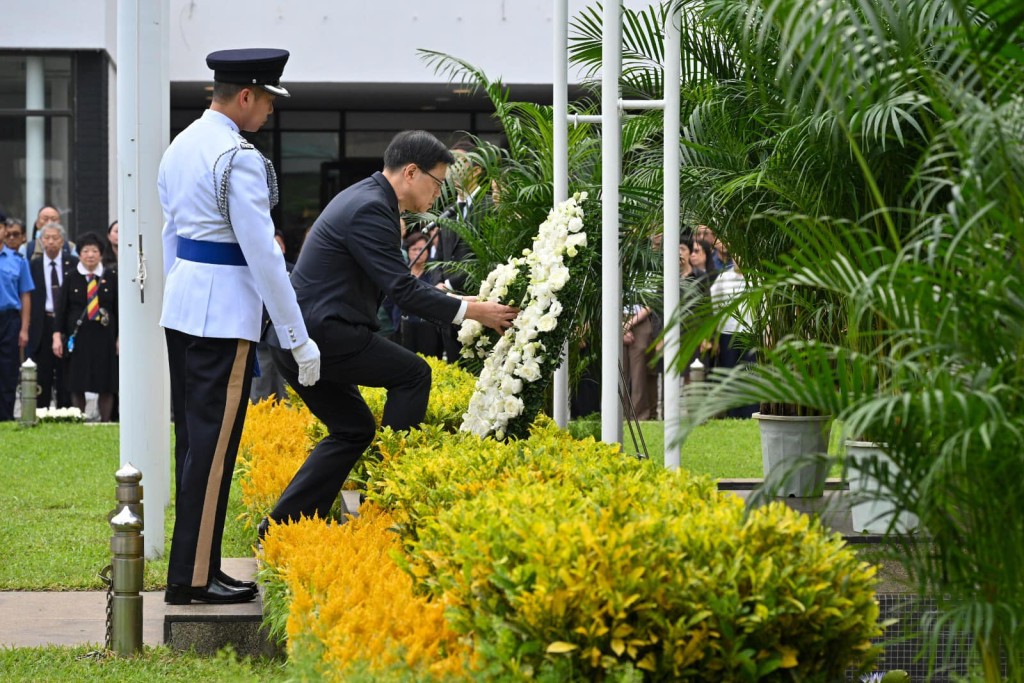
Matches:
[269,318,431,524]
[165,328,254,587]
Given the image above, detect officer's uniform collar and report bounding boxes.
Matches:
[203,109,240,133]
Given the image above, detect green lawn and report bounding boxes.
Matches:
[0,646,286,682]
[0,422,253,591]
[626,419,764,476]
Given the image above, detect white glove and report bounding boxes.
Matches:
[291,339,321,386]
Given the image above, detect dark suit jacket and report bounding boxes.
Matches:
[431,193,490,293]
[290,172,461,339]
[27,253,79,358]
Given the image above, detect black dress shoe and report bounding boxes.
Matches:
[215,569,257,591]
[165,576,257,605]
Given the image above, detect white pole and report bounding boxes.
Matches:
[601,1,623,444]
[552,0,570,428]
[663,1,682,470]
[25,57,45,234]
[117,0,171,559]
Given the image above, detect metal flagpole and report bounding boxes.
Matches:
[552,0,570,428]
[600,0,624,445]
[117,0,171,558]
[662,1,682,469]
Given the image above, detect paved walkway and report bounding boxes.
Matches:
[0,558,258,649]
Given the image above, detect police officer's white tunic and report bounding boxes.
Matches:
[159,109,306,349]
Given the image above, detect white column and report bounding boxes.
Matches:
[25,57,45,233]
[662,2,682,469]
[552,0,570,427]
[50,74,71,221]
[117,0,171,559]
[601,0,623,444]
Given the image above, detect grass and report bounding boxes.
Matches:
[0,646,287,682]
[569,416,765,476]
[0,422,253,591]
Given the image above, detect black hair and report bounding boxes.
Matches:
[383,130,455,171]
[108,219,118,235]
[76,231,106,255]
[450,138,476,153]
[211,81,269,103]
[693,238,715,268]
[403,231,428,250]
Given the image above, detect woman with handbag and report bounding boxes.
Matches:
[52,232,118,422]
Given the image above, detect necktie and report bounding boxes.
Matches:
[458,200,467,219]
[86,275,100,321]
[49,261,60,313]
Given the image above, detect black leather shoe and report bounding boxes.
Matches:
[165,577,257,605]
[215,569,257,591]
[257,517,270,541]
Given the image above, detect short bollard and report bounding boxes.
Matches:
[19,358,39,426]
[689,357,706,383]
[110,463,144,655]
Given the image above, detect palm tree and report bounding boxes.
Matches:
[662,0,1024,677]
[416,49,668,386]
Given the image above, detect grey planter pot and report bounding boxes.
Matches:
[753,413,831,497]
[845,440,919,534]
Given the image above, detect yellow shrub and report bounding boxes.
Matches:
[259,505,470,681]
[237,398,317,525]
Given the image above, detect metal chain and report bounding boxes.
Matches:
[99,564,113,650]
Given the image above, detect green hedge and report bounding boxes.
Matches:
[364,419,882,681]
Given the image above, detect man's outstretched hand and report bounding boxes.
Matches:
[466,300,519,333]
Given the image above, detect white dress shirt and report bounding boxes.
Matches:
[44,255,63,314]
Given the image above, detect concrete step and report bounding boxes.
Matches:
[165,493,360,657]
[163,557,279,657]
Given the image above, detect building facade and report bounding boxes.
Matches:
[1,0,624,246]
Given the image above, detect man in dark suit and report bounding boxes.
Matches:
[265,130,518,527]
[428,142,492,361]
[23,207,76,259]
[27,222,77,409]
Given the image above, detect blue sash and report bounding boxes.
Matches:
[176,236,247,266]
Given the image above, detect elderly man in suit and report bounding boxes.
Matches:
[264,130,518,530]
[158,47,320,605]
[22,207,76,259]
[28,222,78,409]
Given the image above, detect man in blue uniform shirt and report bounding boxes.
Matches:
[0,218,33,421]
[158,48,321,605]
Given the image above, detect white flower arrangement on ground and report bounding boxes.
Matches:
[36,406,85,423]
[460,192,589,440]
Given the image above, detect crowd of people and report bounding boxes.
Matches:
[616,222,756,423]
[0,207,120,422]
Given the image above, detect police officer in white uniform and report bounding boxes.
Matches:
[158,48,321,605]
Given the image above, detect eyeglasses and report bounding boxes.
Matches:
[418,166,446,190]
